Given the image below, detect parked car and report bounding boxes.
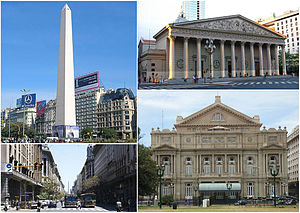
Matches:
[234,200,247,205]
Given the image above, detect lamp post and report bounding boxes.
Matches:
[156,164,165,209]
[269,164,280,207]
[20,89,30,138]
[204,39,216,83]
[226,182,232,204]
[194,181,198,206]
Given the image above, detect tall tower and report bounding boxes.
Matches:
[53,4,78,138]
[182,1,205,21]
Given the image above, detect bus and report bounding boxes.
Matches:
[80,193,96,208]
[64,194,78,208]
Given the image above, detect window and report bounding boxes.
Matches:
[211,113,225,121]
[186,157,192,176]
[203,165,210,174]
[125,111,129,114]
[151,63,155,66]
[163,157,170,175]
[247,165,253,175]
[125,121,130,125]
[125,115,129,119]
[247,182,254,197]
[216,164,223,174]
[185,183,193,198]
[163,186,169,196]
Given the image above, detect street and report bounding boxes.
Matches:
[138,76,299,90]
[5,206,115,212]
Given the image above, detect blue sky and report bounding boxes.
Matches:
[138,91,299,147]
[1,1,137,109]
[48,144,88,193]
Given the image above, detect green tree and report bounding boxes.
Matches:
[1,122,35,138]
[138,144,158,196]
[82,176,100,193]
[162,195,174,205]
[101,128,117,139]
[38,177,62,200]
[81,127,93,139]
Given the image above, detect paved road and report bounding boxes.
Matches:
[139,76,299,90]
[6,206,114,212]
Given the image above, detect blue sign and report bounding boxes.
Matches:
[6,164,12,169]
[21,94,36,107]
[16,98,22,108]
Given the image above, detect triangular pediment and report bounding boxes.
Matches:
[176,102,261,127]
[172,15,284,39]
[152,144,177,151]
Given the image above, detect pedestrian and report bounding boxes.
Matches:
[77,200,81,209]
[192,75,196,83]
[116,200,122,212]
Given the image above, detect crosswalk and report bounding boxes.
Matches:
[232,81,298,86]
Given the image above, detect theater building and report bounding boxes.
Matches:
[139,14,287,82]
[151,96,288,203]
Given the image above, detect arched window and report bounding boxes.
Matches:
[228,157,236,174]
[203,157,211,174]
[163,157,170,175]
[269,156,276,165]
[212,113,225,121]
[216,157,223,174]
[185,157,192,176]
[247,156,254,175]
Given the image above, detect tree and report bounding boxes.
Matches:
[38,177,62,200]
[81,127,93,139]
[138,144,158,196]
[162,195,174,205]
[82,176,100,193]
[101,128,117,139]
[1,122,35,138]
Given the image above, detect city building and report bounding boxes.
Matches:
[138,14,287,82]
[97,88,137,139]
[1,144,43,204]
[1,108,11,129]
[151,96,288,202]
[75,72,105,134]
[182,1,205,21]
[258,10,299,54]
[93,144,136,209]
[35,100,56,137]
[41,145,64,193]
[287,125,299,198]
[9,107,36,129]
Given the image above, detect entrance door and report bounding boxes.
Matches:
[228,61,232,78]
[201,60,204,78]
[255,62,260,76]
[194,61,197,77]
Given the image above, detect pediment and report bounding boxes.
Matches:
[152,144,177,151]
[173,15,284,39]
[176,103,261,127]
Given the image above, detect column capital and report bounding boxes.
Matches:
[220,39,225,44]
[258,42,264,47]
[240,41,246,45]
[184,37,190,41]
[197,38,202,42]
[266,43,271,47]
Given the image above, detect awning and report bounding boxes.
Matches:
[199,183,241,191]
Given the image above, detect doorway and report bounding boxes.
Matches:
[228,61,232,78]
[255,61,260,76]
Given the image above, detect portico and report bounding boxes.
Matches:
[153,15,287,79]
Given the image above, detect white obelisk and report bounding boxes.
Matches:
[56,4,76,128]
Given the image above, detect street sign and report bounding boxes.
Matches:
[6,163,12,172]
[1,163,13,173]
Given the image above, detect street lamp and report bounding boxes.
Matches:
[156,164,165,209]
[204,39,216,83]
[20,89,30,139]
[226,181,232,203]
[269,164,280,207]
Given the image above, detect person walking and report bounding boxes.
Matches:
[77,200,81,209]
[116,200,122,212]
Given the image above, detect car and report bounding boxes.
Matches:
[234,200,247,205]
[48,201,57,208]
[286,199,297,205]
[28,201,38,209]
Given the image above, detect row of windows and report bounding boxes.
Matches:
[276,17,298,26]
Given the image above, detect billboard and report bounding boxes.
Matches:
[75,72,99,93]
[36,100,46,116]
[21,93,36,107]
[16,98,22,108]
[66,125,79,138]
[52,125,64,138]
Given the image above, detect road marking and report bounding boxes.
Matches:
[268,82,273,84]
[274,82,279,84]
[244,82,249,85]
[256,82,260,84]
[281,82,286,84]
[250,82,255,85]
[262,82,266,84]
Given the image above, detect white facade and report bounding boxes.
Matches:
[9,107,36,128]
[56,4,76,126]
[287,125,299,183]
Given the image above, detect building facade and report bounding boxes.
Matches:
[9,107,36,129]
[182,1,205,21]
[76,87,105,133]
[287,125,299,198]
[139,14,287,82]
[151,96,288,203]
[36,100,56,137]
[258,10,299,54]
[1,144,43,204]
[97,88,137,139]
[41,145,64,193]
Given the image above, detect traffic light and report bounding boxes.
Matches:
[38,162,43,171]
[33,162,38,170]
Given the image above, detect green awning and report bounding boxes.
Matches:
[199,183,241,191]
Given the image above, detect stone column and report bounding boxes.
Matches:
[231,41,236,77]
[241,42,246,77]
[274,45,279,75]
[250,43,255,76]
[197,38,202,78]
[225,154,227,173]
[184,37,189,79]
[168,36,175,79]
[282,45,287,75]
[267,44,272,76]
[259,43,264,76]
[220,40,225,78]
